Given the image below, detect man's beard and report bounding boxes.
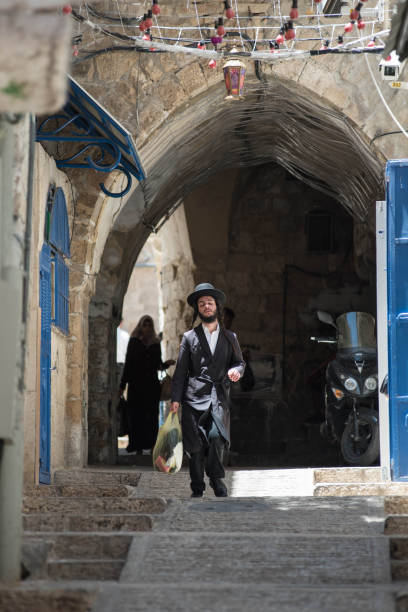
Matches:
[198,312,217,324]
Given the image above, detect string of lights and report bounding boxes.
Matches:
[63,1,389,61]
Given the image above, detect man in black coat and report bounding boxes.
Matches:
[170,283,245,498]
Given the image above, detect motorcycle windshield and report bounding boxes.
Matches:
[336,312,376,352]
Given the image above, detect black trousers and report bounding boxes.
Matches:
[189,419,225,494]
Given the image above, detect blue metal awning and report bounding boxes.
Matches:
[37,76,145,198]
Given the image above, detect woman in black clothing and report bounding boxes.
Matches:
[119,315,174,453]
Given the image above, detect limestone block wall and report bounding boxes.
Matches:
[122,204,195,363]
[23,144,75,485]
[158,205,196,362]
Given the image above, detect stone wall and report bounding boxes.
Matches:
[158,205,196,362]
[23,144,75,484]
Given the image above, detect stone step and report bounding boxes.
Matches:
[391,560,408,581]
[385,515,408,535]
[0,587,98,612]
[24,533,132,560]
[23,513,153,532]
[314,483,408,497]
[91,584,397,612]
[121,532,391,586]
[53,469,141,486]
[47,559,124,581]
[390,536,408,560]
[386,497,408,515]
[153,497,385,536]
[24,484,132,498]
[22,496,166,514]
[313,467,383,484]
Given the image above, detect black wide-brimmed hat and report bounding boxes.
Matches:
[187,283,226,307]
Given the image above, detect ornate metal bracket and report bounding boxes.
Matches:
[36,77,145,199]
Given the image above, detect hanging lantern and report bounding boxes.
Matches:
[223,48,246,100]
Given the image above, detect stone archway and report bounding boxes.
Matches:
[85,76,384,464]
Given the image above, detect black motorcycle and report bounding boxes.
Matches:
[311,311,380,466]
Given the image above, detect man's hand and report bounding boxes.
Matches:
[170,401,180,413]
[228,368,240,382]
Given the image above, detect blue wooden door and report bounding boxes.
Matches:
[387,159,408,480]
[39,243,51,484]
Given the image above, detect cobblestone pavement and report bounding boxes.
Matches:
[89,467,399,612]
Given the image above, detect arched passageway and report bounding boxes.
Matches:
[87,78,383,465]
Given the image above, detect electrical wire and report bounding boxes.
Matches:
[364,50,408,141]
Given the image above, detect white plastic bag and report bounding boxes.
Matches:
[152,412,183,474]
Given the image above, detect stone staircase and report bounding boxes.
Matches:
[312,466,408,594]
[4,466,408,611]
[21,469,167,583]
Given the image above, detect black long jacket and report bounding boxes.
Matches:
[171,324,245,452]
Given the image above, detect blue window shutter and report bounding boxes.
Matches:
[55,253,69,334]
[39,243,51,483]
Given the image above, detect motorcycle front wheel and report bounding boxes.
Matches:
[340,408,380,466]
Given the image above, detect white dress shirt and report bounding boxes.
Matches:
[203,323,220,355]
[117,327,130,363]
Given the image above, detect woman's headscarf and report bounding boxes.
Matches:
[131,315,161,346]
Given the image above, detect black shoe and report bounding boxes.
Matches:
[210,479,228,497]
[191,491,203,498]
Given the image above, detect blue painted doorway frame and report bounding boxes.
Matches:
[39,243,51,484]
[387,159,408,480]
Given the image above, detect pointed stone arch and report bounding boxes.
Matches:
[81,76,384,464]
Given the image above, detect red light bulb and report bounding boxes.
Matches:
[217,18,225,36]
[357,19,365,29]
[344,22,353,32]
[62,4,72,14]
[145,10,153,28]
[152,0,161,15]
[208,59,217,69]
[276,33,285,45]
